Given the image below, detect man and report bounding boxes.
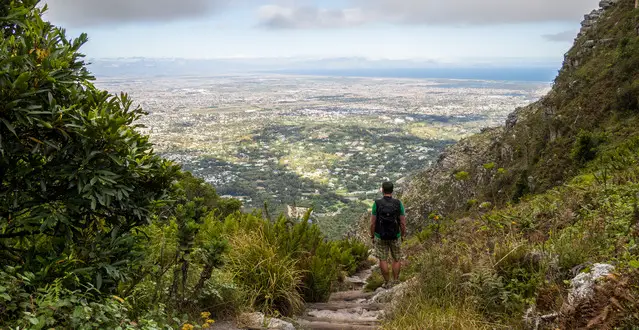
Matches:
[370,181,406,289]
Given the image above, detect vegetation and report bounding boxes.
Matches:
[0,1,368,328]
[390,0,639,328]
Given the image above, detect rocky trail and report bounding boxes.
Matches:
[228,263,412,330]
[296,268,384,330]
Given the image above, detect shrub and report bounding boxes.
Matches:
[571,130,607,165]
[301,254,337,302]
[0,267,172,329]
[363,270,385,292]
[227,230,304,317]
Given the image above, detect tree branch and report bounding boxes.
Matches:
[0,231,37,239]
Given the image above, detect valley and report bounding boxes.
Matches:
[97,74,549,237]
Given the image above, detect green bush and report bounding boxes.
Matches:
[301,254,338,302]
[571,130,607,165]
[0,267,171,329]
[228,230,304,317]
[364,270,385,292]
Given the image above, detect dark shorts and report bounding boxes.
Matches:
[374,238,402,262]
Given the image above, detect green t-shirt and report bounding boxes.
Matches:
[372,198,405,239]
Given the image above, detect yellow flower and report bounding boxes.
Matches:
[112,295,125,303]
[181,323,194,330]
[511,221,517,225]
[200,312,211,319]
[207,319,215,324]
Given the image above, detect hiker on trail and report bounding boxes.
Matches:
[370,181,406,289]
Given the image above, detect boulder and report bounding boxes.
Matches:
[369,277,417,304]
[566,263,615,307]
[237,312,295,330]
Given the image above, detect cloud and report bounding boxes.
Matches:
[44,0,233,26]
[542,30,578,42]
[257,0,601,29]
[258,5,366,29]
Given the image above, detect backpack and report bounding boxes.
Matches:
[375,197,401,240]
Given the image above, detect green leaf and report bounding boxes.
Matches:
[29,317,39,325]
[96,273,102,290]
[13,72,30,90]
[0,118,17,137]
[629,259,639,269]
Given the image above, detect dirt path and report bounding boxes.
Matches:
[296,268,384,330]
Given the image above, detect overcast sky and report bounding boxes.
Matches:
[43,0,600,64]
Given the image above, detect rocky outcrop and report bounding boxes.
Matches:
[569,0,622,68]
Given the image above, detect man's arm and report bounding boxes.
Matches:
[370,201,377,241]
[370,214,376,240]
[399,215,407,239]
[399,201,407,240]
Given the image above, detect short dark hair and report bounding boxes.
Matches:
[382,182,394,194]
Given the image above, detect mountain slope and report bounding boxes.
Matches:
[403,0,639,229]
[390,0,639,328]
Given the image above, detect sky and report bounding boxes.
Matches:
[43,0,601,65]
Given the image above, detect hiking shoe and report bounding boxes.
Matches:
[382,282,392,290]
[390,280,400,287]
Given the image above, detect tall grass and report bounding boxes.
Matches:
[384,302,507,330]
[228,230,304,317]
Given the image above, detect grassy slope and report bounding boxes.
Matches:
[388,1,639,328]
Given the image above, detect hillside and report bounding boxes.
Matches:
[388,0,639,328]
[404,0,639,224]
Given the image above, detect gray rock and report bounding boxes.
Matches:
[583,40,596,48]
[237,312,295,330]
[566,263,614,306]
[599,0,619,9]
[369,277,416,304]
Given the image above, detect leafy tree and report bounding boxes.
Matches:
[0,0,180,292]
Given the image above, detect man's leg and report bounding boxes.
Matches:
[375,239,391,284]
[380,260,390,283]
[392,260,401,281]
[390,239,402,283]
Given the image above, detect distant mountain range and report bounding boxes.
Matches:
[87,57,561,82]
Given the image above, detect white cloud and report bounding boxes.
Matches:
[44,0,234,26]
[258,0,601,29]
[258,5,366,29]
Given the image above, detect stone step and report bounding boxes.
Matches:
[328,290,374,302]
[306,302,385,311]
[300,316,380,326]
[297,320,380,330]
